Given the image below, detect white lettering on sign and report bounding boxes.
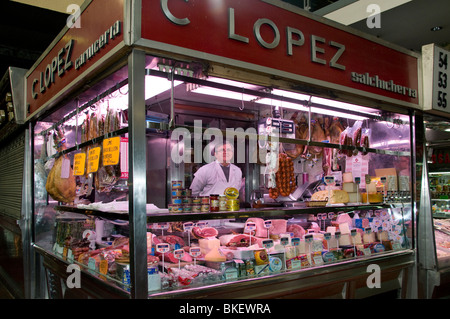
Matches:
[351,72,417,98]
[160,1,346,71]
[30,20,121,101]
[75,20,121,70]
[31,39,73,99]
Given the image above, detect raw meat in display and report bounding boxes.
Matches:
[220,234,258,247]
[285,112,308,159]
[245,218,268,237]
[307,117,326,155]
[154,235,185,247]
[191,226,218,239]
[287,224,306,238]
[163,251,193,263]
[45,127,76,203]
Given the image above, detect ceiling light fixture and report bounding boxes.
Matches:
[431,26,443,31]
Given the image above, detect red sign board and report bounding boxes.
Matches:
[141,0,419,106]
[26,0,124,119]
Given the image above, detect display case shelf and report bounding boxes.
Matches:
[55,203,394,223]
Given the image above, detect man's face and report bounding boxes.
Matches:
[216,144,234,165]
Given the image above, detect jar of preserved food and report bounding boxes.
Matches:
[210,194,219,212]
[219,195,227,211]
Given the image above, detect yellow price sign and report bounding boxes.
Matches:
[103,137,120,166]
[73,153,86,176]
[87,147,101,173]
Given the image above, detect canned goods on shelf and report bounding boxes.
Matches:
[171,196,183,205]
[169,204,183,213]
[182,204,193,213]
[171,181,183,189]
[171,188,183,197]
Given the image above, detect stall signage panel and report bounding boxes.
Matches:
[141,0,419,106]
[26,0,124,119]
[423,44,450,114]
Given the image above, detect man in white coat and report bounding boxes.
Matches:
[190,141,243,197]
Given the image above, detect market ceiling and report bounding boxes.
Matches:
[2,0,450,77]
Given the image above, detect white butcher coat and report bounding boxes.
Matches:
[189,160,242,196]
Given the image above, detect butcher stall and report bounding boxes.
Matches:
[25,0,421,299]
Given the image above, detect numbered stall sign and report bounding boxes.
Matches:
[429,45,450,113]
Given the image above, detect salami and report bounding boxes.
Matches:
[360,128,370,155]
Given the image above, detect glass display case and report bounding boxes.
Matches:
[32,54,415,298]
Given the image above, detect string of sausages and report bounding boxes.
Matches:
[268,153,296,199]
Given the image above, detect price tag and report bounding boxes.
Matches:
[280,237,289,246]
[99,259,108,275]
[380,176,386,184]
[355,177,361,184]
[263,220,272,229]
[245,221,256,231]
[313,255,323,265]
[365,174,371,185]
[156,243,170,254]
[103,137,121,166]
[196,221,208,228]
[73,153,86,176]
[174,249,185,259]
[262,239,274,249]
[364,227,372,234]
[334,231,341,239]
[88,257,96,272]
[324,232,331,241]
[60,158,71,178]
[183,222,194,232]
[152,222,170,230]
[291,237,300,246]
[304,234,313,243]
[351,229,357,237]
[327,212,335,220]
[324,175,335,186]
[87,147,101,173]
[189,247,202,258]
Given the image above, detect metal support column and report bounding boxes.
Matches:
[128,48,148,299]
[416,112,439,298]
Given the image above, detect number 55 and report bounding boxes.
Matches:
[438,91,447,108]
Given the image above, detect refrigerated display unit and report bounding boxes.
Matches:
[419,113,450,298]
[24,0,422,299]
